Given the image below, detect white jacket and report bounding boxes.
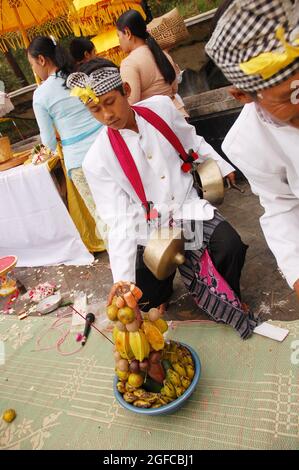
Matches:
[83,95,234,282]
[222,103,299,289]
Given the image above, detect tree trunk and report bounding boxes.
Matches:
[4,48,29,87]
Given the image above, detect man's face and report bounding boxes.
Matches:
[86,88,132,129]
[256,70,299,128]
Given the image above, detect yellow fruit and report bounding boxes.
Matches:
[112,296,118,306]
[160,381,176,399]
[142,321,164,351]
[129,329,150,362]
[123,392,136,403]
[106,305,118,321]
[115,331,134,360]
[154,318,168,334]
[166,369,181,387]
[128,373,144,388]
[116,381,126,394]
[133,400,151,408]
[175,385,185,397]
[186,364,195,380]
[181,376,191,390]
[115,369,129,381]
[2,409,16,423]
[172,362,186,377]
[117,307,135,325]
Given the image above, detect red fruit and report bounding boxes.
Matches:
[148,362,165,384]
[129,360,140,373]
[149,351,162,364]
[139,359,149,371]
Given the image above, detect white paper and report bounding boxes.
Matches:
[253,322,289,342]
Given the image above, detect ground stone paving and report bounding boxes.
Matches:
[1,181,298,323]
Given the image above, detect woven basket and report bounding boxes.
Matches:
[0,136,13,163]
[147,8,189,50]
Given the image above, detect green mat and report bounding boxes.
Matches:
[0,315,298,450]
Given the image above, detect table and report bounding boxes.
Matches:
[0,162,94,267]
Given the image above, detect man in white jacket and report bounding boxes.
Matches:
[206,0,299,300]
[67,59,258,338]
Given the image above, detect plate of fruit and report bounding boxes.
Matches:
[106,282,201,415]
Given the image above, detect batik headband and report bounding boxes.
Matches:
[66,67,123,104]
[205,0,299,92]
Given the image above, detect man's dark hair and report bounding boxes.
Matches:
[78,58,126,95]
[69,37,95,62]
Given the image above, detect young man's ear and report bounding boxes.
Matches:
[228,86,255,105]
[123,82,131,98]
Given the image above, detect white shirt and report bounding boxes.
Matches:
[83,95,234,282]
[222,102,299,289]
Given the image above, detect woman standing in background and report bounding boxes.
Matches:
[27,36,110,250]
[116,9,188,118]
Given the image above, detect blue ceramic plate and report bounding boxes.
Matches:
[113,342,201,415]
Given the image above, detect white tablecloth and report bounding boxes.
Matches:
[0,163,94,267]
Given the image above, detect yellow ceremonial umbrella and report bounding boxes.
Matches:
[70,0,145,37]
[0,0,73,53]
[69,0,145,64]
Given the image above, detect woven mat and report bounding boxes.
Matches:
[0,315,298,450]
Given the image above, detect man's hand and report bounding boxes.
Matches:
[293,279,299,300]
[225,171,236,185]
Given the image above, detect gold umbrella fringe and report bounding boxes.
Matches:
[0,17,73,52]
[99,45,126,66]
[69,2,145,36]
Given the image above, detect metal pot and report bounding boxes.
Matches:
[194,159,224,205]
[143,227,185,280]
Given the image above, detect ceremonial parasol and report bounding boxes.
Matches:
[0,0,73,53]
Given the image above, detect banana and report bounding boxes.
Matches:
[175,385,185,397]
[166,369,181,387]
[133,400,151,408]
[125,382,138,393]
[116,381,126,394]
[160,381,176,399]
[186,364,195,380]
[181,376,191,390]
[172,362,187,377]
[129,329,150,362]
[157,395,173,405]
[123,392,136,403]
[133,388,147,398]
[115,330,134,360]
[133,390,158,403]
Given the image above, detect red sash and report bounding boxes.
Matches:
[107,106,198,221]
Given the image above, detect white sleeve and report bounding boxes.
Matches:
[168,98,235,177]
[223,148,299,289]
[251,175,299,289]
[83,162,139,283]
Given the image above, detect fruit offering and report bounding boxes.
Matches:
[107,282,195,409]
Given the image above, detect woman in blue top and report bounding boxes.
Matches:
[27,36,111,250]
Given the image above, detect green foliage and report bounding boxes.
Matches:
[148,0,221,18]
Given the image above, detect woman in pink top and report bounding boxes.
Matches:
[116,9,188,117]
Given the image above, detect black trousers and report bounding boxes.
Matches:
[136,220,247,311]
